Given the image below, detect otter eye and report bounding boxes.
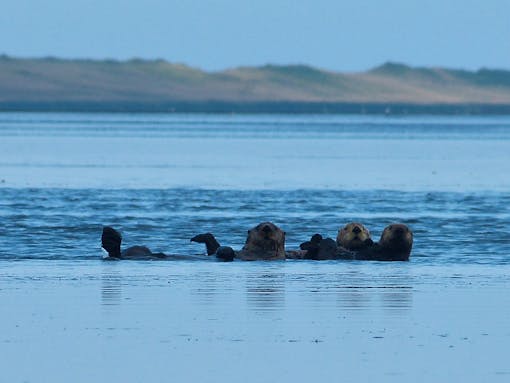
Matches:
[389,225,393,230]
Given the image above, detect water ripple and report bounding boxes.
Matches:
[0,188,509,264]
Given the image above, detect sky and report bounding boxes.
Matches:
[0,0,508,72]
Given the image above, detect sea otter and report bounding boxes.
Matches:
[101,226,167,259]
[284,233,353,260]
[293,223,412,261]
[187,232,236,261]
[283,234,322,260]
[355,223,413,261]
[286,233,354,260]
[288,222,372,260]
[191,222,286,261]
[298,233,323,258]
[337,222,373,250]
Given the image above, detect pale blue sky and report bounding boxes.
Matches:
[1,0,508,71]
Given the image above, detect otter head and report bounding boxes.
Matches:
[379,223,413,257]
[337,222,372,250]
[242,222,286,260]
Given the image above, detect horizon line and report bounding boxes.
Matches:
[1,53,509,74]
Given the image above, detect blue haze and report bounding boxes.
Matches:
[0,0,509,71]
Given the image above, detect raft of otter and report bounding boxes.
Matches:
[102,221,413,262]
[292,222,413,261]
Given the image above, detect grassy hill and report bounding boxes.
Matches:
[1,55,510,113]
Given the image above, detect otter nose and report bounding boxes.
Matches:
[262,225,272,234]
[353,226,361,234]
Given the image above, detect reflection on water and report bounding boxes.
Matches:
[189,271,221,305]
[2,260,510,383]
[380,287,413,312]
[337,287,374,311]
[245,271,286,311]
[101,268,122,307]
[330,270,415,312]
[336,284,413,312]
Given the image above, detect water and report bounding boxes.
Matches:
[1,113,510,382]
[1,188,509,265]
[1,113,509,190]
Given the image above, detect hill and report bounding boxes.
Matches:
[1,56,510,114]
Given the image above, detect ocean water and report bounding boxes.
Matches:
[1,113,510,382]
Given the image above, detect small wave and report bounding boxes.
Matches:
[0,188,509,264]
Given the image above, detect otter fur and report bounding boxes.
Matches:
[337,222,373,250]
[355,223,413,261]
[101,226,167,260]
[191,222,286,261]
[291,223,413,261]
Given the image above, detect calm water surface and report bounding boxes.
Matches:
[1,113,510,382]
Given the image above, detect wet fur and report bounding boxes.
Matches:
[191,222,286,261]
[101,226,166,259]
[286,233,355,260]
[293,223,412,261]
[355,223,413,261]
[337,222,373,250]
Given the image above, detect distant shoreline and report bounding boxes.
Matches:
[2,56,510,114]
[1,101,510,115]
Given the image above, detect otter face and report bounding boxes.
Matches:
[242,222,286,259]
[337,222,371,250]
[379,224,413,253]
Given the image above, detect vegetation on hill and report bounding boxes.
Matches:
[1,55,509,113]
